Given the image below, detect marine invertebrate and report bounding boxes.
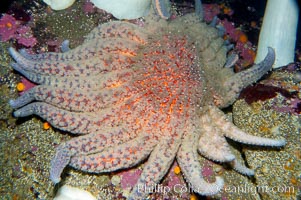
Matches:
[43,0,152,19]
[43,0,76,10]
[44,0,169,20]
[54,185,97,200]
[255,0,299,68]
[0,14,37,47]
[0,14,18,41]
[90,0,171,20]
[91,0,151,19]
[9,3,285,200]
[14,26,37,47]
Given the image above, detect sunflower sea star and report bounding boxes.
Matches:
[9,3,285,199]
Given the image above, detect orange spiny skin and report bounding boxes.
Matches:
[133,34,202,127]
[9,9,283,200]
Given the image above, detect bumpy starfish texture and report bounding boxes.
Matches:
[9,5,285,199]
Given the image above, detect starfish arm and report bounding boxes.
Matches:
[60,40,71,53]
[9,37,140,77]
[152,0,171,20]
[9,85,132,112]
[18,48,60,61]
[229,47,275,89]
[231,159,254,176]
[129,136,181,199]
[195,0,204,18]
[50,143,71,183]
[9,85,102,112]
[22,43,69,60]
[69,127,138,154]
[224,53,239,68]
[12,102,121,134]
[50,127,139,183]
[84,21,147,45]
[16,40,106,63]
[214,47,275,108]
[198,114,235,162]
[10,60,134,91]
[17,22,146,63]
[70,135,155,173]
[177,127,224,196]
[209,106,286,147]
[10,62,98,90]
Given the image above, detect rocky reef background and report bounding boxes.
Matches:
[0,0,300,199]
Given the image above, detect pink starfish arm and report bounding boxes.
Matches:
[208,106,286,146]
[177,124,224,196]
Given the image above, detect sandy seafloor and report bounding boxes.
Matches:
[0,0,300,199]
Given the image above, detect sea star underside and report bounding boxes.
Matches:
[9,6,285,200]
